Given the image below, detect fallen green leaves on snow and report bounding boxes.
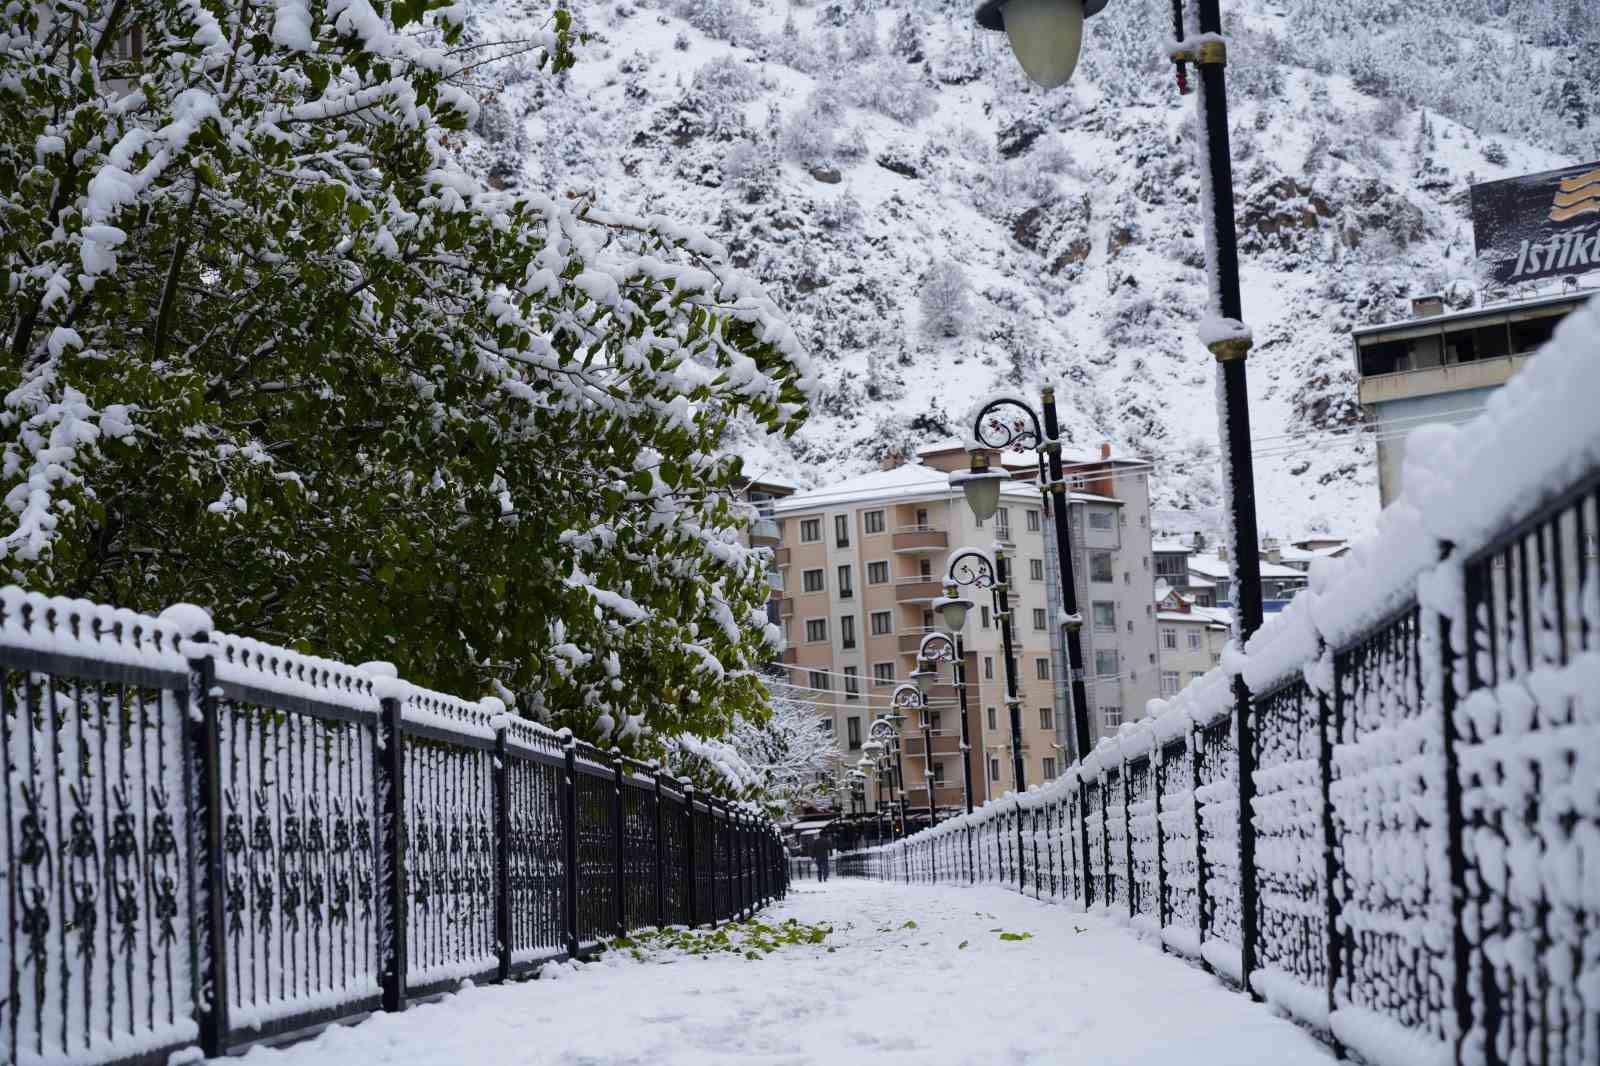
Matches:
[606,917,833,962]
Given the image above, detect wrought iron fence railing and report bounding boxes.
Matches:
[0,593,787,1066]
[839,463,1600,1066]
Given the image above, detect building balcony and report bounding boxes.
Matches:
[901,732,964,758]
[897,627,944,654]
[750,517,780,545]
[767,571,784,592]
[779,647,797,665]
[777,597,794,618]
[771,547,790,567]
[894,577,945,603]
[892,527,948,553]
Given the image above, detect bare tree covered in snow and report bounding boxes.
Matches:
[919,260,973,339]
[667,689,843,816]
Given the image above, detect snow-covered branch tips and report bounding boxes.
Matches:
[0,0,815,749]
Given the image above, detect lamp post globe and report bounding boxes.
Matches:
[909,657,939,697]
[934,584,974,631]
[974,0,1112,89]
[948,450,1010,522]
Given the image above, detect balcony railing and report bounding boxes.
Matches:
[893,577,944,602]
[892,526,948,553]
[750,517,780,543]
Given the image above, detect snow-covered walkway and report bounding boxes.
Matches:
[232,881,1335,1066]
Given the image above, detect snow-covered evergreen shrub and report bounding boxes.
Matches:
[781,89,844,165]
[847,59,936,125]
[919,260,974,339]
[671,0,758,44]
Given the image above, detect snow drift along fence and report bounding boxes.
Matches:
[840,304,1600,1066]
[0,598,787,1066]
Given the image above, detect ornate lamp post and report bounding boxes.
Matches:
[900,670,942,829]
[974,0,1265,988]
[917,631,974,815]
[935,547,1028,793]
[867,714,907,838]
[954,392,1092,761]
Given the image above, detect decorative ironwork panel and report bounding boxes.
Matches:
[1084,779,1106,906]
[1460,483,1600,1066]
[402,735,496,992]
[1332,605,1451,1048]
[1104,767,1127,911]
[505,750,564,967]
[1128,756,1158,922]
[1157,737,1199,943]
[216,700,381,1034]
[1064,789,1083,906]
[1250,679,1329,1023]
[1197,714,1241,951]
[692,805,714,924]
[620,778,655,930]
[572,766,617,945]
[659,789,689,926]
[2,649,194,1066]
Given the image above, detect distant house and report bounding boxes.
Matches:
[1186,548,1309,613]
[1153,586,1231,696]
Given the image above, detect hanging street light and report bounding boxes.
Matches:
[973,0,1266,990]
[948,450,1011,523]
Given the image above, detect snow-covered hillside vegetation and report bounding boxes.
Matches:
[460,0,1595,539]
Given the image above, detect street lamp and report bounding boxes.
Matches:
[937,547,1028,794]
[918,631,974,816]
[868,714,907,838]
[973,0,1111,89]
[892,681,935,832]
[959,392,1093,762]
[975,0,1266,986]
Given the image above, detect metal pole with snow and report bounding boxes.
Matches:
[974,0,1265,988]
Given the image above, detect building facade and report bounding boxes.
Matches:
[1153,586,1230,698]
[769,447,1158,824]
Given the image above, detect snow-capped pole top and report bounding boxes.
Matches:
[1163,31,1229,62]
[358,660,408,702]
[1196,315,1253,352]
[159,602,214,639]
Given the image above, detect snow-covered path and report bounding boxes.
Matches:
[232,881,1335,1066]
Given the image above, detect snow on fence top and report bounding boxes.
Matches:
[858,297,1600,856]
[211,629,381,714]
[400,684,499,740]
[0,585,188,673]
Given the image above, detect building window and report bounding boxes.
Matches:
[1089,510,1114,530]
[1095,649,1119,677]
[996,507,1011,541]
[800,518,821,543]
[1090,552,1114,582]
[1039,706,1054,731]
[1035,657,1050,680]
[1026,509,1041,532]
[986,706,997,731]
[933,760,946,784]
[847,716,862,749]
[1102,705,1123,729]
[1029,558,1044,581]
[867,561,889,585]
[981,605,992,629]
[805,618,828,643]
[983,656,994,680]
[844,666,860,698]
[1092,601,1115,630]
[930,711,943,733]
[1155,554,1186,578]
[1161,626,1177,650]
[1188,630,1202,650]
[870,610,893,636]
[819,718,835,736]
[872,662,895,685]
[838,565,854,599]
[834,514,851,548]
[803,568,825,593]
[840,615,856,649]
[1213,652,1222,665]
[1190,671,1205,683]
[808,669,829,690]
[1032,608,1047,631]
[989,757,1001,782]
[1161,671,1180,696]
[864,510,885,534]
[1042,756,1057,781]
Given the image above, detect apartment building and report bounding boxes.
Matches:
[1153,586,1230,698]
[770,445,1158,822]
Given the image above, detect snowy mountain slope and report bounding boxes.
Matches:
[458,0,1591,540]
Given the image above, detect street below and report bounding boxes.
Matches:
[231,880,1335,1066]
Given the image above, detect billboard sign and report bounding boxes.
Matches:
[1470,162,1600,286]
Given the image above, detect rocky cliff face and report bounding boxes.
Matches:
[461,0,1591,539]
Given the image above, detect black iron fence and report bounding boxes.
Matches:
[840,467,1599,1066]
[0,593,786,1066]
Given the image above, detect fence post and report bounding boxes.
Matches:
[175,613,227,1056]
[1155,744,1168,938]
[1315,653,1344,1057]
[611,748,626,938]
[562,733,579,957]
[1079,777,1092,908]
[1439,544,1473,1060]
[1123,755,1134,919]
[493,721,511,983]
[708,799,721,924]
[1193,717,1210,968]
[1236,677,1259,996]
[653,766,665,929]
[683,781,698,926]
[375,678,408,1011]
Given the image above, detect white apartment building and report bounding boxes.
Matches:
[1153,585,1230,698]
[769,445,1158,822]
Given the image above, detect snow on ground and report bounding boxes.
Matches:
[231,881,1334,1066]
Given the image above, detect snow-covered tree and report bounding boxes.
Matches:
[667,688,844,816]
[919,260,973,340]
[0,1,813,746]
